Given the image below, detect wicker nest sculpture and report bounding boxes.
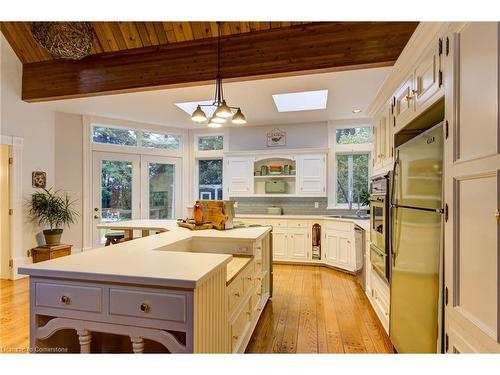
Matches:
[31,22,94,60]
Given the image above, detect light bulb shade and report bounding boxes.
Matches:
[191,105,207,123]
[211,116,226,124]
[232,108,247,124]
[207,117,223,128]
[214,100,233,118]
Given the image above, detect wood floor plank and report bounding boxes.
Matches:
[317,268,344,353]
[296,266,318,353]
[279,265,305,353]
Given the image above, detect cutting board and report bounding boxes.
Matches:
[177,221,213,230]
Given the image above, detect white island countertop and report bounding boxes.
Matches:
[19,220,272,289]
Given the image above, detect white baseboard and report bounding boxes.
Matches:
[11,256,31,280]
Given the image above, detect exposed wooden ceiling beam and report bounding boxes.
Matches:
[21,22,418,102]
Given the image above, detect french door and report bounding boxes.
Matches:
[92,152,181,247]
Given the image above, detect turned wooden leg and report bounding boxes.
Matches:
[130,336,144,354]
[77,329,92,354]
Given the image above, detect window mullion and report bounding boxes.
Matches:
[348,155,353,207]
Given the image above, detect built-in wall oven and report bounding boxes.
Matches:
[369,173,391,282]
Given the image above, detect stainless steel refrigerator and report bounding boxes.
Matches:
[389,123,444,353]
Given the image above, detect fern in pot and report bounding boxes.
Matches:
[29,188,79,245]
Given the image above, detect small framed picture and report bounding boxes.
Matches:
[32,171,46,188]
[267,128,286,147]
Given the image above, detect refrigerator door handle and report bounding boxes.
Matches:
[390,151,399,206]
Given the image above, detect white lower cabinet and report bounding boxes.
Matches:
[287,228,309,261]
[324,227,357,272]
[272,226,310,261]
[272,230,288,260]
[369,269,390,334]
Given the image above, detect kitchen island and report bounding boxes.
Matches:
[19,221,272,354]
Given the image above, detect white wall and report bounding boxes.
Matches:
[55,112,84,250]
[228,122,328,151]
[0,34,55,276]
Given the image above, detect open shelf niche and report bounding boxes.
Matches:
[253,156,296,195]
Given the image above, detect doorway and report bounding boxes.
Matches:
[0,145,12,279]
[92,151,181,247]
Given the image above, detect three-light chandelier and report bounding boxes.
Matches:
[191,22,246,127]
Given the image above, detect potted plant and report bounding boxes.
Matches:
[29,188,79,246]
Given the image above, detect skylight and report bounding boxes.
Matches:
[272,90,328,112]
[175,100,217,117]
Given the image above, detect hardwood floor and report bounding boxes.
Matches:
[0,265,393,354]
[0,278,29,353]
[246,264,394,353]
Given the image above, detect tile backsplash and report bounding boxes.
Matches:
[233,197,366,216]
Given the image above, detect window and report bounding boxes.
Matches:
[198,159,223,200]
[92,125,181,151]
[197,135,224,151]
[93,126,138,146]
[336,126,371,144]
[142,132,180,150]
[336,153,369,207]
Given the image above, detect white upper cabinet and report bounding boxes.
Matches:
[296,154,327,196]
[226,157,254,196]
[414,39,443,113]
[372,100,394,173]
[393,74,414,128]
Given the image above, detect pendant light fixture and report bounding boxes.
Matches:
[191,22,246,126]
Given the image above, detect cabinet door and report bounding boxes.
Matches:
[324,230,339,264]
[287,228,309,261]
[272,230,288,260]
[296,154,326,196]
[226,157,253,197]
[377,114,387,166]
[444,22,500,353]
[414,38,443,113]
[337,233,353,270]
[393,74,414,128]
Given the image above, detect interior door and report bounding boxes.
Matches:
[140,155,182,220]
[92,151,140,247]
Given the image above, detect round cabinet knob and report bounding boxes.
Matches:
[94,215,99,219]
[246,276,252,281]
[60,295,71,305]
[234,291,240,297]
[140,303,150,313]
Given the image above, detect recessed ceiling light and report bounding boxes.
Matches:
[175,100,216,117]
[272,90,328,112]
[352,109,362,114]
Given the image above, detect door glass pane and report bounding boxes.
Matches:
[99,160,133,244]
[101,160,133,222]
[148,163,175,219]
[198,159,223,200]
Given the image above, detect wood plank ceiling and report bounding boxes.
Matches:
[0,22,419,102]
[0,21,312,64]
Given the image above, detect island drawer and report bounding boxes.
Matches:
[241,262,255,293]
[231,301,251,352]
[228,276,244,314]
[325,221,353,232]
[35,282,102,313]
[109,288,187,323]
